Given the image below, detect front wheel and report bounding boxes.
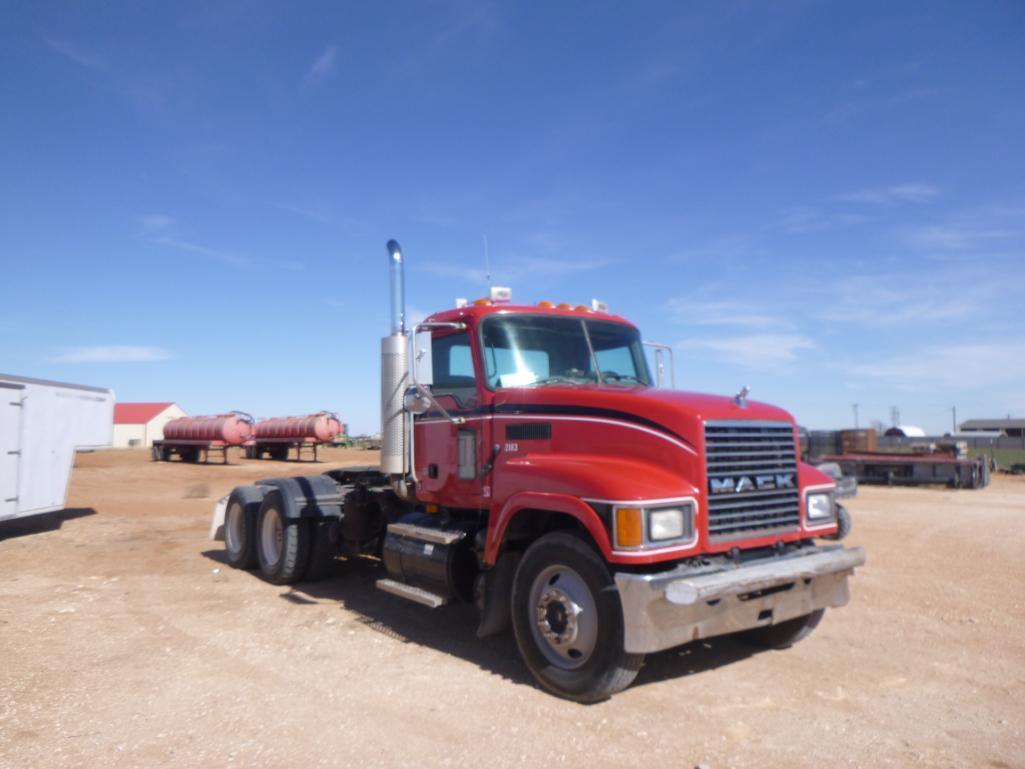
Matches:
[511,532,643,703]
[738,608,824,649]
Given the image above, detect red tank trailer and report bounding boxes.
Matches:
[152,412,254,464]
[244,411,343,461]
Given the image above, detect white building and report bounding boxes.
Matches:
[112,402,186,448]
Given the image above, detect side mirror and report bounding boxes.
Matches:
[642,341,676,388]
[413,329,434,386]
[403,385,432,415]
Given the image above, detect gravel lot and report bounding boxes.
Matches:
[1,448,1023,769]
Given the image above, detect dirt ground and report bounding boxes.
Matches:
[1,448,1023,769]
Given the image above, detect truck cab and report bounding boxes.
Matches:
[213,241,864,703]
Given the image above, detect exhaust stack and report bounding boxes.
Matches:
[381,239,409,476]
[386,239,406,336]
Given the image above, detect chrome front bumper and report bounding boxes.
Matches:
[614,544,866,654]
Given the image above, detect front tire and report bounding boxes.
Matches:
[738,609,825,649]
[511,532,643,703]
[255,491,310,584]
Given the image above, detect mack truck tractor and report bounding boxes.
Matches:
[211,239,865,702]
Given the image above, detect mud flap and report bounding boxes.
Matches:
[209,495,228,541]
[476,551,520,638]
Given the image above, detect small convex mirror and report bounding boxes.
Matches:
[403,385,432,415]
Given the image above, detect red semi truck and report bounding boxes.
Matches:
[211,240,865,701]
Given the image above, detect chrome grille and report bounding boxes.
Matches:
[704,420,799,542]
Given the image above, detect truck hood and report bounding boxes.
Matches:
[491,385,796,451]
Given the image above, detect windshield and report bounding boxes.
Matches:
[480,315,652,388]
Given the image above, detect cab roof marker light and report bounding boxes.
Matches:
[537,300,554,308]
[489,286,512,303]
[556,302,572,310]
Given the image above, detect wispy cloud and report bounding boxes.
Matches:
[847,339,1025,389]
[677,333,816,370]
[305,44,338,85]
[817,272,988,326]
[44,36,106,71]
[840,183,940,204]
[666,299,794,329]
[778,207,868,234]
[901,225,1016,250]
[50,346,172,363]
[274,203,331,224]
[138,213,303,271]
[421,255,612,285]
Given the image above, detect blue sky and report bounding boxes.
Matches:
[2,2,1023,435]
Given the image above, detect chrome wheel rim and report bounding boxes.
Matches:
[260,507,284,567]
[528,564,598,669]
[225,502,244,554]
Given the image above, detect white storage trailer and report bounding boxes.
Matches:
[0,374,114,522]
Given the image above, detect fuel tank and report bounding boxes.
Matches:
[253,412,342,443]
[163,414,254,445]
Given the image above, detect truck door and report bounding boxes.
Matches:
[0,382,24,520]
[413,328,492,508]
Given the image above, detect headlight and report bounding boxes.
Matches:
[648,508,686,541]
[612,502,695,547]
[807,493,834,521]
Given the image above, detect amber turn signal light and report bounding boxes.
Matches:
[615,507,644,548]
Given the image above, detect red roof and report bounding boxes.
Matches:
[114,402,176,424]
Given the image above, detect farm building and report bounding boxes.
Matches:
[959,418,1025,438]
[883,425,927,438]
[112,402,186,448]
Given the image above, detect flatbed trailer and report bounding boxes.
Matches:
[821,451,989,489]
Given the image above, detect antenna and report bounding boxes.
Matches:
[483,234,491,285]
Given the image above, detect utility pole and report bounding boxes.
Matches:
[890,406,900,427]
[951,406,957,434]
[852,403,859,429]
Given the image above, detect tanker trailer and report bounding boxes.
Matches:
[244,411,343,461]
[152,412,254,464]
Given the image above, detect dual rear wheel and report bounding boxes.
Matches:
[224,488,335,584]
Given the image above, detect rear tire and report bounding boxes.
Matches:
[224,488,263,570]
[256,491,310,584]
[511,532,643,703]
[738,609,825,649]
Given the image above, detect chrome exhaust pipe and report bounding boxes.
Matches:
[381,240,409,477]
[386,239,406,336]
